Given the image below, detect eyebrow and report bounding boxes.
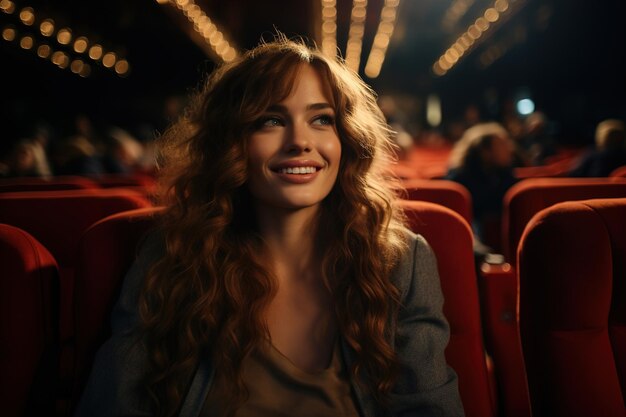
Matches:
[266,103,334,112]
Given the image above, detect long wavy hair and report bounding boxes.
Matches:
[139,36,408,416]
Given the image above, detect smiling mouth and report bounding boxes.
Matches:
[276,166,319,174]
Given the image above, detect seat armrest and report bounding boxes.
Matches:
[479,261,531,417]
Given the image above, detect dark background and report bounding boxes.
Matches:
[1,0,625,150]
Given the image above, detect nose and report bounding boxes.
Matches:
[283,122,312,154]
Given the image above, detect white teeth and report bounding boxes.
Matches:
[279,166,317,174]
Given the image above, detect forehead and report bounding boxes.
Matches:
[278,65,333,103]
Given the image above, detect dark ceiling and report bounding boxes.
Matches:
[1,0,625,145]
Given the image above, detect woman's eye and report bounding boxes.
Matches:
[259,117,283,128]
[312,114,335,126]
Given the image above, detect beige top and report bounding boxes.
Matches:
[202,340,360,417]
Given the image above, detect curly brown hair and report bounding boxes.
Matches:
[139,36,408,416]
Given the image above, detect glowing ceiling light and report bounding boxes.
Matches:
[40,19,54,36]
[37,43,51,58]
[484,8,500,22]
[102,52,117,68]
[1,0,16,14]
[345,0,368,72]
[364,0,401,78]
[19,7,35,25]
[2,26,16,41]
[88,44,103,60]
[73,36,88,53]
[115,59,130,75]
[57,28,72,45]
[19,35,33,49]
[70,59,84,74]
[495,0,509,13]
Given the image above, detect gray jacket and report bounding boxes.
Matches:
[75,230,464,417]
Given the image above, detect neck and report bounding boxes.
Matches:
[254,204,321,282]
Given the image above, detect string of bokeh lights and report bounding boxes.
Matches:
[433,0,522,77]
[321,0,400,79]
[0,0,130,78]
[155,0,238,63]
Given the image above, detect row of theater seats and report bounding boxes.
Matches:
[2,177,626,416]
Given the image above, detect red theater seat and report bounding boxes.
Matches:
[0,224,59,417]
[402,178,473,224]
[0,176,99,192]
[71,207,163,407]
[399,200,498,417]
[480,177,626,417]
[610,165,626,178]
[0,188,152,412]
[502,177,626,263]
[518,198,626,417]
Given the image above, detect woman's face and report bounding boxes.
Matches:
[246,65,342,213]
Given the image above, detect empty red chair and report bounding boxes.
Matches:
[0,188,152,412]
[0,176,99,192]
[402,178,473,224]
[502,177,626,263]
[480,177,626,416]
[399,200,498,417]
[71,207,163,407]
[0,224,59,417]
[518,198,626,416]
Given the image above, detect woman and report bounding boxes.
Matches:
[76,37,463,417]
[446,122,517,249]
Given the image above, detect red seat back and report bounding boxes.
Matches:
[401,178,473,224]
[72,207,162,406]
[0,224,59,417]
[399,200,495,417]
[610,165,626,178]
[503,177,626,263]
[518,198,626,416]
[0,176,99,192]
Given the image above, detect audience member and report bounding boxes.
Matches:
[570,119,626,177]
[446,122,517,250]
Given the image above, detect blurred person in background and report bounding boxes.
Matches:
[101,127,145,174]
[570,119,626,177]
[518,111,556,166]
[446,122,517,251]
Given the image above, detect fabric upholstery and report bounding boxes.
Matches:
[71,207,162,406]
[402,178,473,224]
[0,224,59,417]
[518,198,626,417]
[503,177,626,263]
[0,176,98,192]
[399,200,495,417]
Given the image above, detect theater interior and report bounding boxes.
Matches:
[1,1,626,416]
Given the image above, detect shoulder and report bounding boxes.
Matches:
[391,228,440,301]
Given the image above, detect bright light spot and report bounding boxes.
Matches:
[223,47,237,62]
[114,59,130,75]
[517,98,535,115]
[37,44,51,58]
[40,19,54,36]
[322,21,336,33]
[484,8,499,22]
[74,36,88,53]
[102,52,117,68]
[57,28,72,45]
[88,44,103,60]
[432,62,446,77]
[322,6,336,18]
[2,26,15,41]
[0,0,14,14]
[495,0,509,13]
[70,59,84,73]
[19,35,33,49]
[467,25,482,39]
[427,94,442,127]
[475,17,490,32]
[19,7,34,25]
[156,0,169,4]
[52,51,69,68]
